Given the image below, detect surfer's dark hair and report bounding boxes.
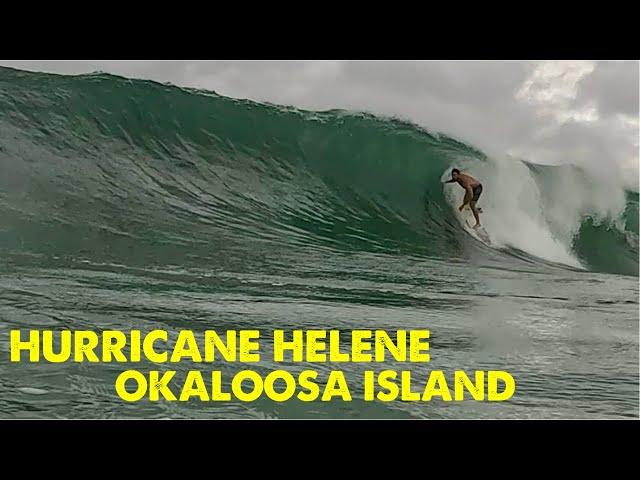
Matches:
[451,168,460,175]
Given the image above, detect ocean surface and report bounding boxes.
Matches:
[0,66,637,419]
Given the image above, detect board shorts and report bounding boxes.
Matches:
[472,184,483,202]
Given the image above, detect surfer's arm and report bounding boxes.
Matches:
[458,186,474,210]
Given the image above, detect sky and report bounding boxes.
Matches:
[1,60,638,189]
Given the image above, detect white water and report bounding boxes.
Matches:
[442,156,629,268]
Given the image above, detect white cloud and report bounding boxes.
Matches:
[515,61,600,124]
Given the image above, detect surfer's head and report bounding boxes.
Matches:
[444,168,461,184]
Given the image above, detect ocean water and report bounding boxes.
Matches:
[0,67,637,419]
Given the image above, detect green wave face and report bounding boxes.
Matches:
[0,67,637,276]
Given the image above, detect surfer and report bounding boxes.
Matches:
[445,168,483,228]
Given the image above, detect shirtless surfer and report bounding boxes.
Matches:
[445,168,483,228]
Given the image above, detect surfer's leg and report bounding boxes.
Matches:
[470,201,481,227]
[472,185,483,216]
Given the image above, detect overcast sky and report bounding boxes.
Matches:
[2,60,638,188]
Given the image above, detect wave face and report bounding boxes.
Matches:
[0,67,637,276]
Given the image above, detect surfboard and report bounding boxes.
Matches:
[460,206,491,245]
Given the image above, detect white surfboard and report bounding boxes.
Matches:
[459,206,491,245]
